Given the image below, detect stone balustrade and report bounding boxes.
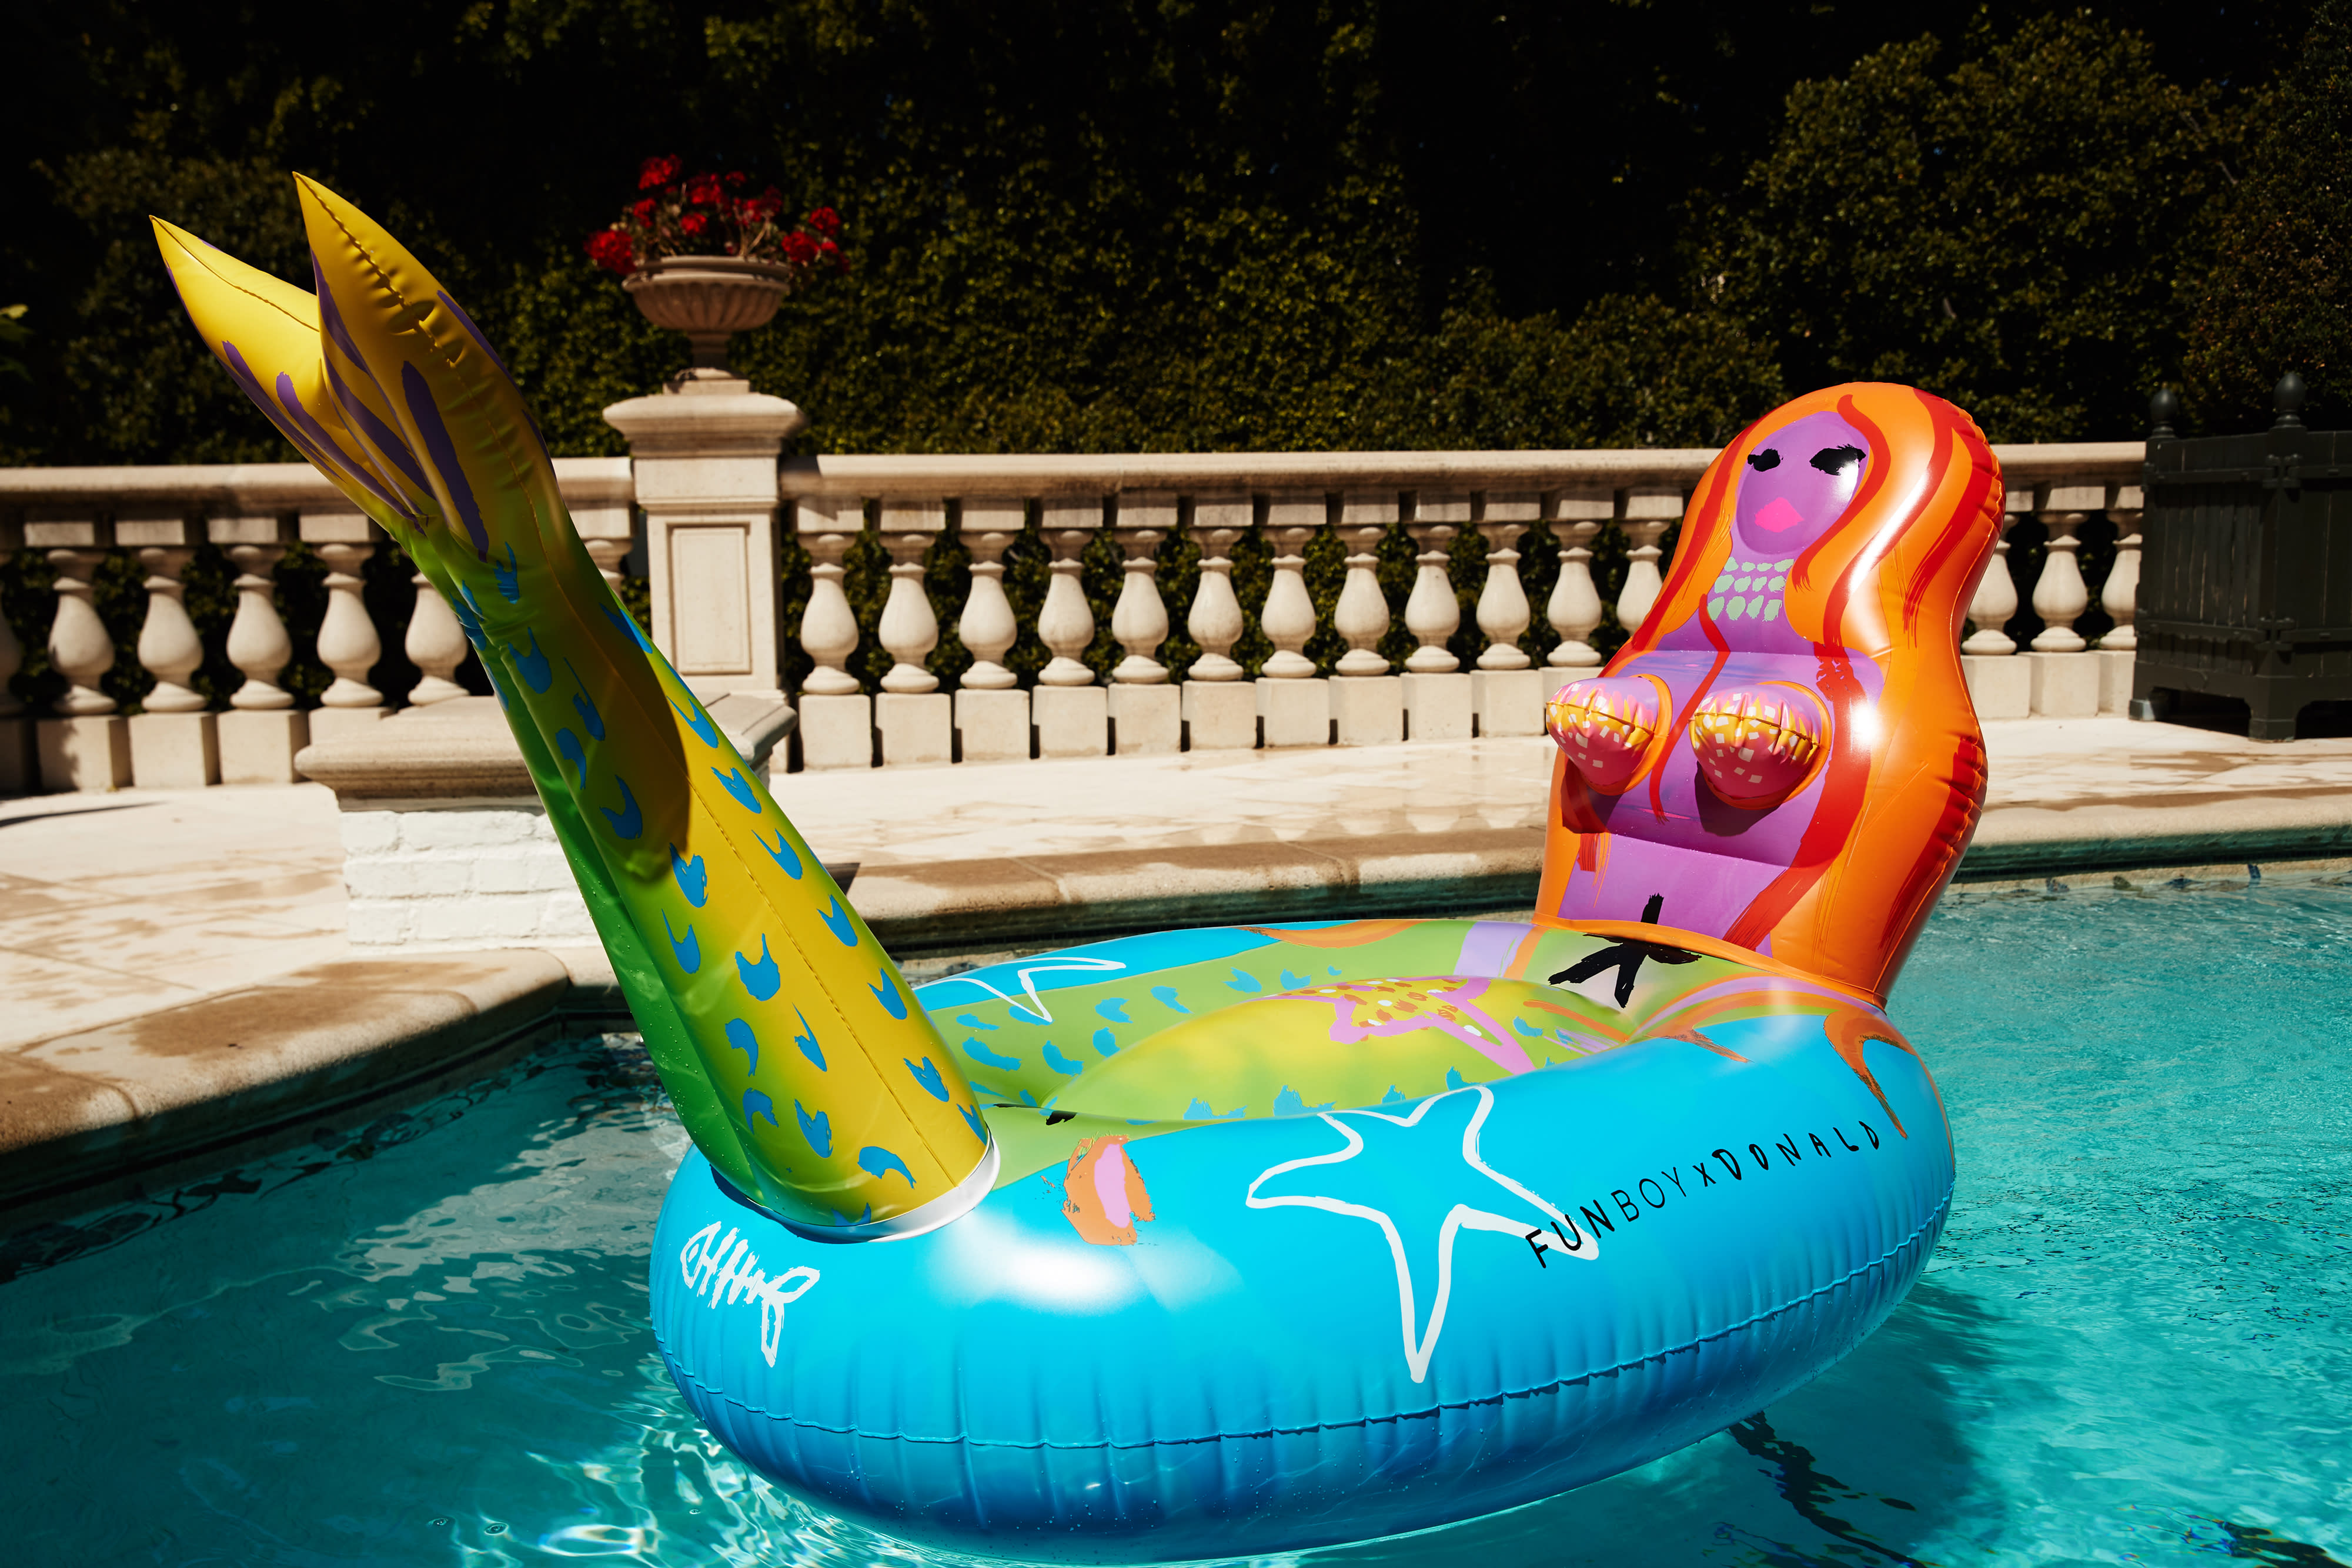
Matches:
[1,437,2144,792]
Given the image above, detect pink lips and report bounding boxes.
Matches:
[1752,496,1805,533]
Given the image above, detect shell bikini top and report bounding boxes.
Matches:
[1536,387,2005,1004]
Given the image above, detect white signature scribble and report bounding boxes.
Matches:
[679,1219,820,1368]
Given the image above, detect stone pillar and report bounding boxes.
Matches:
[1108,494,1181,755]
[874,497,950,766]
[1616,490,1682,637]
[1402,494,1472,742]
[30,513,131,791]
[0,516,28,794]
[1182,496,1256,751]
[303,509,390,746]
[793,499,872,770]
[115,507,218,788]
[566,482,637,598]
[1330,490,1402,746]
[2098,483,2143,715]
[1472,493,1545,737]
[953,497,1029,764]
[1256,493,1328,748]
[1033,499,1107,757]
[1545,497,1611,672]
[604,378,804,701]
[2027,483,2101,718]
[1960,488,2032,720]
[405,564,472,705]
[211,510,309,784]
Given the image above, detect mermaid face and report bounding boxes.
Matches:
[1733,410,1871,560]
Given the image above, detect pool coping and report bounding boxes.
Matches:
[6,790,2348,1230]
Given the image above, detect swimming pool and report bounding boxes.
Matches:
[5,875,2347,1566]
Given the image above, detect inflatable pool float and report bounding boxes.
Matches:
[158,180,1999,1562]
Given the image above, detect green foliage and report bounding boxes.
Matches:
[1711,16,2243,442]
[2183,0,2352,429]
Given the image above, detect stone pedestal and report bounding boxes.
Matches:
[36,716,131,791]
[798,693,874,771]
[1402,671,1474,742]
[305,707,394,745]
[1181,681,1257,751]
[0,720,36,795]
[2026,652,2099,718]
[129,712,220,788]
[875,692,953,767]
[603,377,806,703]
[1033,685,1109,758]
[218,710,311,785]
[2096,648,2134,716]
[955,688,1031,763]
[1108,684,1181,755]
[1331,676,1404,747]
[1962,654,2032,720]
[1257,678,1329,749]
[1472,668,1546,737]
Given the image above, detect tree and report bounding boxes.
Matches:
[1709,16,2241,442]
[2182,0,2352,430]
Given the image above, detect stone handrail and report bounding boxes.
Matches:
[1,433,2145,791]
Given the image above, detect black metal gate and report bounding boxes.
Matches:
[2136,377,2352,740]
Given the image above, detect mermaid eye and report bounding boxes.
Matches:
[1810,444,1867,476]
[1746,448,1781,472]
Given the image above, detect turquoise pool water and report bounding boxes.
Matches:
[4,877,2348,1566]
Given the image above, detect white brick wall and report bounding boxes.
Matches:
[341,800,597,951]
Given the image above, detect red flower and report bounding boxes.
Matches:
[680,212,709,239]
[780,231,818,266]
[686,174,723,206]
[806,206,842,239]
[584,228,636,276]
[630,197,657,226]
[637,154,682,190]
[725,170,748,188]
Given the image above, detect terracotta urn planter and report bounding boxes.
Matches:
[623,255,794,376]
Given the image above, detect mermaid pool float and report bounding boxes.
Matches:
[158,180,2001,1562]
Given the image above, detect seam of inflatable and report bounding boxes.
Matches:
[663,1181,1952,1451]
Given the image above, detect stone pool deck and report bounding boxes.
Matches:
[4,714,2349,1221]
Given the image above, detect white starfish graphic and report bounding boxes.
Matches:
[914,955,1128,1024]
[1245,1085,1597,1383]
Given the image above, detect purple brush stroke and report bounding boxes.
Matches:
[400,360,490,559]
[273,372,414,520]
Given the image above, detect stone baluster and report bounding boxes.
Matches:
[303,509,389,746]
[29,512,131,791]
[794,499,873,770]
[1185,497,1250,681]
[405,564,472,705]
[1258,494,1328,747]
[2097,483,2144,715]
[2024,483,2103,718]
[210,511,309,784]
[1958,489,2034,720]
[1257,496,1322,681]
[1183,496,1257,752]
[1108,494,1180,754]
[1472,493,1545,736]
[567,493,636,597]
[1034,499,1107,757]
[951,497,1029,764]
[1616,490,1683,637]
[873,498,950,766]
[1332,490,1403,745]
[0,518,26,794]
[1545,496,1611,670]
[1402,494,1472,742]
[113,507,216,788]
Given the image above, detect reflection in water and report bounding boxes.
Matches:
[3,878,2351,1565]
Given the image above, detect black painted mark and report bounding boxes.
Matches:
[1549,894,1700,1007]
[1044,1110,1077,1125]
